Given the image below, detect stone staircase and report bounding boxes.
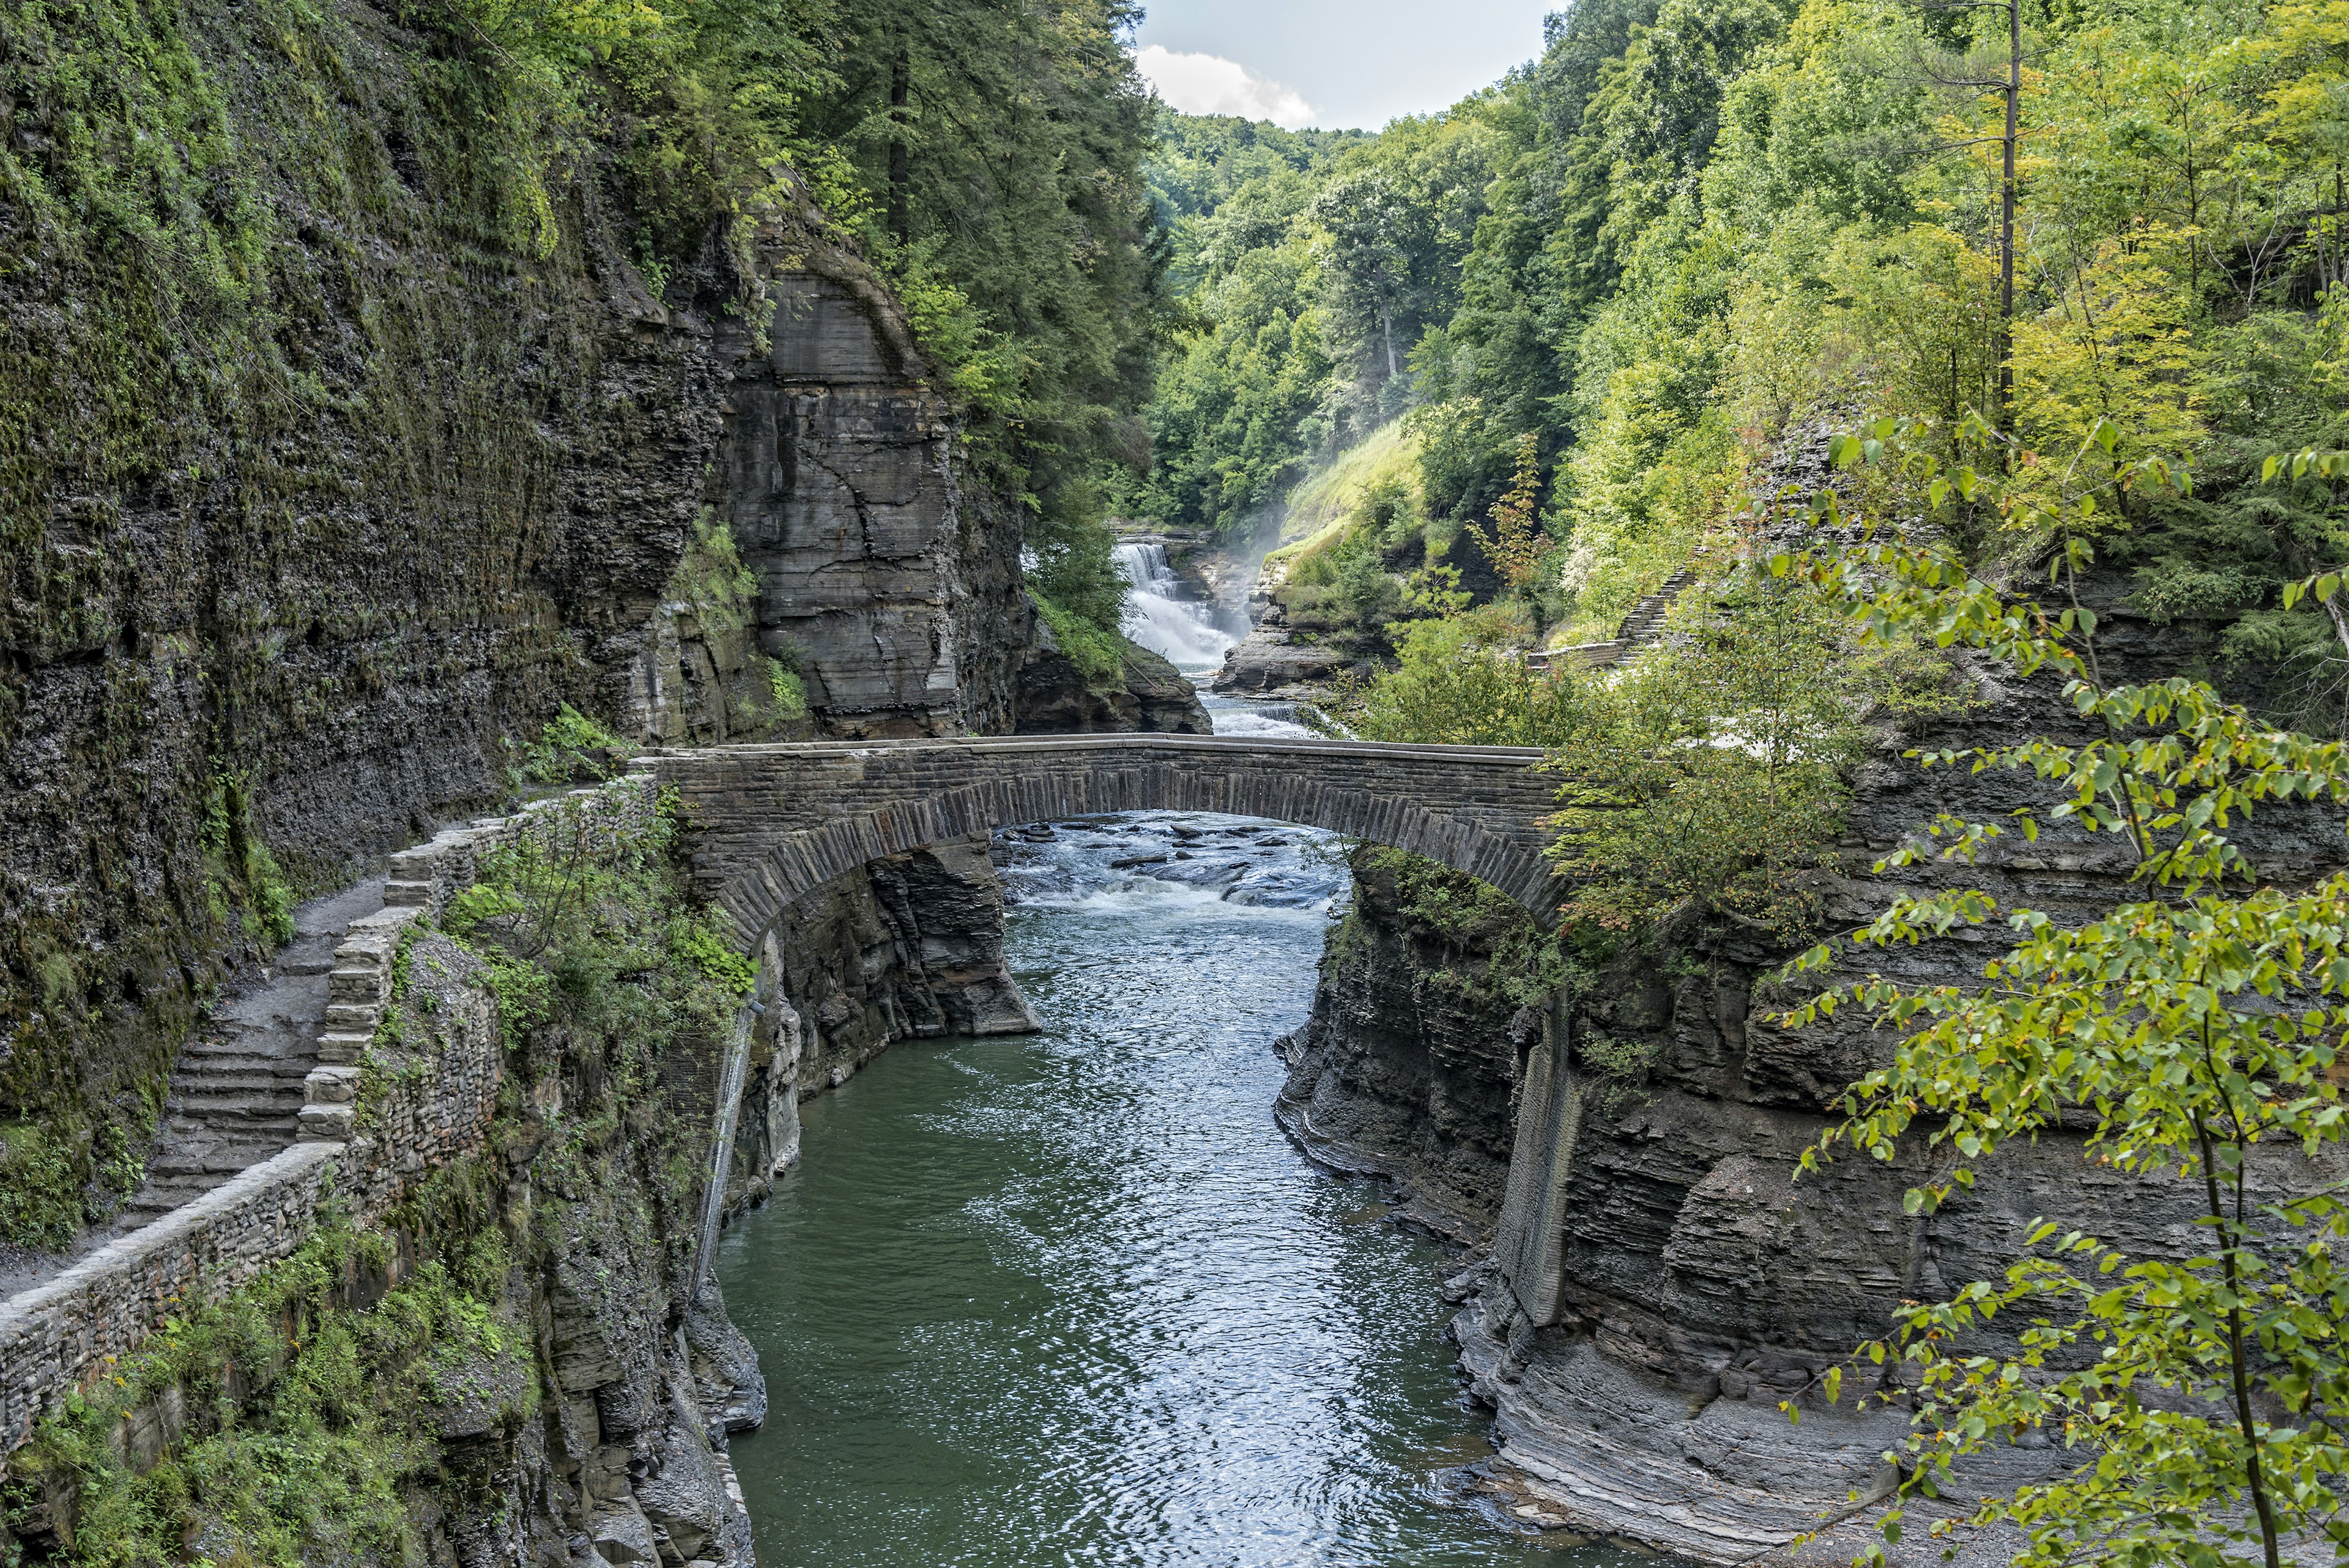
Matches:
[119,831,516,1215]
[1529,560,1706,674]
[1609,567,1698,647]
[105,882,380,1225]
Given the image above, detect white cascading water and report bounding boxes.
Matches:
[1114,541,1238,674]
[1114,538,1315,738]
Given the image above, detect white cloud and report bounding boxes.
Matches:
[1134,45,1318,130]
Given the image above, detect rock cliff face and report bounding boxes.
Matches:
[711,271,1031,741]
[1015,634,1210,734]
[1285,636,2349,1562]
[0,0,1053,1243]
[1211,599,1353,697]
[1275,852,1525,1243]
[765,838,1039,1095]
[0,0,730,1230]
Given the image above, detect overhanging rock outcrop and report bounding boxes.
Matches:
[644,735,1560,949]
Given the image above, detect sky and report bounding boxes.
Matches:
[1130,0,1555,133]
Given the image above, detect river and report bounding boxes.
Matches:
[714,798,1650,1564]
[710,559,1639,1565]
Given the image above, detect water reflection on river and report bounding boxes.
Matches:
[715,730,1640,1565]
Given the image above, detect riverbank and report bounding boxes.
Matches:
[716,809,1657,1567]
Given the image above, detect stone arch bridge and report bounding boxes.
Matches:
[641,735,1561,951]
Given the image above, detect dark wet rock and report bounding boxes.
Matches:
[1209,603,1350,697]
[685,1284,767,1436]
[1015,620,1211,734]
[1274,851,1521,1247]
[1287,640,2349,1561]
[756,834,1039,1108]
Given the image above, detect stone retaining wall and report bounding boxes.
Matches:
[0,927,507,1459]
[0,787,659,1464]
[0,1144,344,1460]
[301,779,662,1139]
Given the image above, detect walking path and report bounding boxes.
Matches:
[0,879,383,1301]
[1528,558,1707,673]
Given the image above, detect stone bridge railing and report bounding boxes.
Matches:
[639,734,1563,951]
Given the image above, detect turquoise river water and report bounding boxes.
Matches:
[714,717,1649,1566]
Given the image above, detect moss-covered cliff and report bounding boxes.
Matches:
[0,0,732,1239]
[0,0,1066,1244]
[1,793,767,1565]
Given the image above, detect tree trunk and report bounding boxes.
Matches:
[1375,262,1398,380]
[888,43,911,248]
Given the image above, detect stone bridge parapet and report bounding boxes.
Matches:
[640,735,1562,949]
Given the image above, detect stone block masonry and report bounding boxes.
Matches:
[0,931,504,1460]
[0,1144,343,1461]
[0,780,659,1465]
[644,735,1564,954]
[302,778,664,1141]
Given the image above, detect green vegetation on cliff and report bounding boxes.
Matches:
[1135,0,2349,702]
[1761,448,2349,1568]
[0,0,1154,1244]
[2,793,746,1562]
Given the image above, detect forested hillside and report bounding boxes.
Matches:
[1130,0,2349,726]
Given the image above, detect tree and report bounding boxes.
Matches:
[1773,434,2349,1568]
[1470,432,1554,592]
[1327,611,1583,747]
[1549,567,1870,938]
[1311,167,1423,393]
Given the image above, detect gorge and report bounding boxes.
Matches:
[6,0,2349,1561]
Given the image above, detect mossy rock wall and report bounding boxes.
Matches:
[0,0,732,1232]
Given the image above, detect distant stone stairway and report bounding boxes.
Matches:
[1529,559,1706,674]
[1608,567,1699,647]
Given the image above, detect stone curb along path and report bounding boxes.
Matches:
[0,779,661,1468]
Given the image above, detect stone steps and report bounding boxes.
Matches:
[94,880,390,1241]
[169,1068,312,1098]
[1528,560,1707,674]
[182,1036,313,1062]
[1612,568,1696,642]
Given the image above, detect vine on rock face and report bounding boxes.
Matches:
[1772,424,2349,1568]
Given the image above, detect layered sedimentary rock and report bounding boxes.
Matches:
[765,836,1039,1097]
[1275,852,1525,1243]
[714,272,1030,740]
[1211,600,1353,696]
[1286,636,2349,1562]
[1015,634,1211,734]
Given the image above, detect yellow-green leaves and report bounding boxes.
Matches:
[1771,487,2349,1568]
[2280,571,2344,611]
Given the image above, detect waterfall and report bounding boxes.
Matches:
[1114,541,1238,673]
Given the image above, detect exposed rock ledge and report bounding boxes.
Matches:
[1209,601,1351,697]
[1016,615,1211,734]
[1275,655,2349,1563]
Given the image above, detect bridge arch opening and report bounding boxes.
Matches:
[641,735,1563,962]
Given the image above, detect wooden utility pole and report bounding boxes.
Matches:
[1997,0,2019,434]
